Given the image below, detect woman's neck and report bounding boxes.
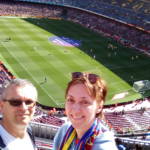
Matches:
[76,128,85,139]
[75,118,97,139]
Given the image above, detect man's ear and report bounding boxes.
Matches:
[0,100,2,113]
[0,98,4,113]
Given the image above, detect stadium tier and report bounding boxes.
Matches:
[14,0,150,30]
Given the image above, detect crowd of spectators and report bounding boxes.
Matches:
[0,1,62,18]
[0,1,149,54]
[66,8,150,53]
[15,0,150,30]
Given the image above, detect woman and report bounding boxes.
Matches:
[53,72,118,150]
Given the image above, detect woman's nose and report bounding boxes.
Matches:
[72,103,81,112]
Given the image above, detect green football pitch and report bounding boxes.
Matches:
[0,17,150,108]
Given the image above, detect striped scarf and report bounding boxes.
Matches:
[59,119,103,150]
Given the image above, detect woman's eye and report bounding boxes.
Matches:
[67,98,74,103]
[81,100,89,105]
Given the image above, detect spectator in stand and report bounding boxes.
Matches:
[0,78,38,150]
[115,138,126,150]
[53,72,118,150]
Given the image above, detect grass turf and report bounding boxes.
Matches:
[0,17,150,108]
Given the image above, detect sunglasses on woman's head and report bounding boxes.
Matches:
[72,72,99,84]
[3,99,36,107]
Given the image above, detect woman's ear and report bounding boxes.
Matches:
[97,100,104,114]
[97,107,102,114]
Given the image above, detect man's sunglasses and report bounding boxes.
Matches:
[3,99,36,107]
[72,72,99,84]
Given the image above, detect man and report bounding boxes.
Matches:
[0,78,38,150]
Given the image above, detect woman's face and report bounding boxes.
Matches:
[65,83,101,134]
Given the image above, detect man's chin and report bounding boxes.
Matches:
[17,119,30,126]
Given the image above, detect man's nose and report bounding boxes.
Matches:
[19,102,28,109]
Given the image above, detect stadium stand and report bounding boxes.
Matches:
[0,61,15,95]
[0,1,149,53]
[30,122,56,150]
[29,98,150,149]
[14,0,150,30]
[65,8,150,52]
[0,1,150,149]
[104,98,150,132]
[33,115,65,126]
